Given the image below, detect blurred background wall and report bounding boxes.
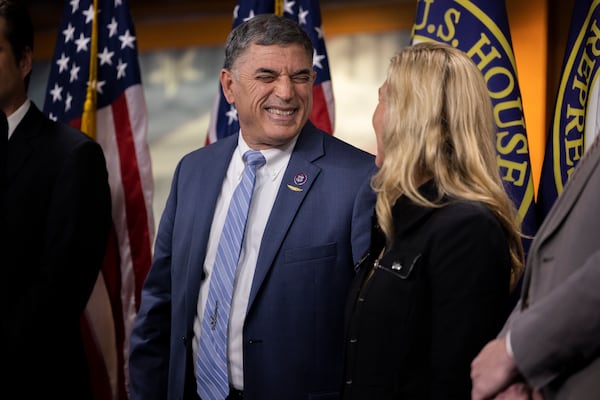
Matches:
[27,0,573,224]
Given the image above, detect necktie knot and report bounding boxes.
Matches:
[243,150,266,169]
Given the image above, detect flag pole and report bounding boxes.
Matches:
[275,0,283,16]
[81,0,98,140]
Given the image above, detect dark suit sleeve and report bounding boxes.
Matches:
[8,138,111,336]
[129,159,181,400]
[350,164,377,263]
[510,249,600,388]
[428,208,511,399]
[43,139,111,316]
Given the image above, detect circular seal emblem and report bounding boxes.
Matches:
[293,172,308,186]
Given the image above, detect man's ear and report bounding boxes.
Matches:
[220,68,235,104]
[20,46,33,79]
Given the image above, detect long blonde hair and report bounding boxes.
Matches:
[372,41,524,289]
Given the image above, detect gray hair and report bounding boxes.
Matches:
[224,14,313,69]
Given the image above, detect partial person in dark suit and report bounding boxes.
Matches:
[0,1,112,398]
[128,14,376,400]
[0,110,6,195]
[341,41,525,399]
[471,132,600,400]
[0,111,6,240]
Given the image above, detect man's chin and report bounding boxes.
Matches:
[260,129,301,149]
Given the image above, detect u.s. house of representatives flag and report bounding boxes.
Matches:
[537,0,600,219]
[411,0,538,247]
[43,0,154,398]
[206,0,334,144]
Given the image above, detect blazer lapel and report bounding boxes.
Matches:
[247,124,323,311]
[535,143,600,248]
[521,142,600,305]
[185,136,238,324]
[6,104,44,185]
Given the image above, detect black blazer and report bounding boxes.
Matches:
[1,103,112,398]
[342,180,511,399]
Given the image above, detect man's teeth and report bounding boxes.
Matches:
[268,108,294,116]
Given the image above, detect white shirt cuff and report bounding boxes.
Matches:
[505,330,515,358]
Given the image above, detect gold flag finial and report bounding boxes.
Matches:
[81,0,98,140]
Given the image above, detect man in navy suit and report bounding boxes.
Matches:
[129,14,376,400]
[1,1,112,397]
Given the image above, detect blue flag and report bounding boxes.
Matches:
[537,0,600,219]
[411,0,538,250]
[206,0,334,144]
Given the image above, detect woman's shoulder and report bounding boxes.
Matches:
[432,198,502,233]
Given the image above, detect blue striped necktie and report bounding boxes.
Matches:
[196,150,266,400]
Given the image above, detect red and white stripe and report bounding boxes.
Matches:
[78,84,154,399]
[311,80,335,134]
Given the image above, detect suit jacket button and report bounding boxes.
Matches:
[349,338,358,343]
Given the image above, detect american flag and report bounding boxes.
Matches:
[43,0,154,398]
[206,0,335,144]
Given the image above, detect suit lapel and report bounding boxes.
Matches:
[185,136,238,324]
[6,104,44,185]
[535,142,600,248]
[521,141,600,305]
[247,124,323,311]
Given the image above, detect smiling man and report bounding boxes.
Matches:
[129,14,377,400]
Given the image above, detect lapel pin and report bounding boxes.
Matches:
[293,173,307,186]
[287,172,308,192]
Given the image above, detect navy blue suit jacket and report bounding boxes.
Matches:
[129,122,376,400]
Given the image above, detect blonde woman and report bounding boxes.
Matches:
[342,41,524,399]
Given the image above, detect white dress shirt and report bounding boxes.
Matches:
[193,133,296,390]
[7,99,30,140]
